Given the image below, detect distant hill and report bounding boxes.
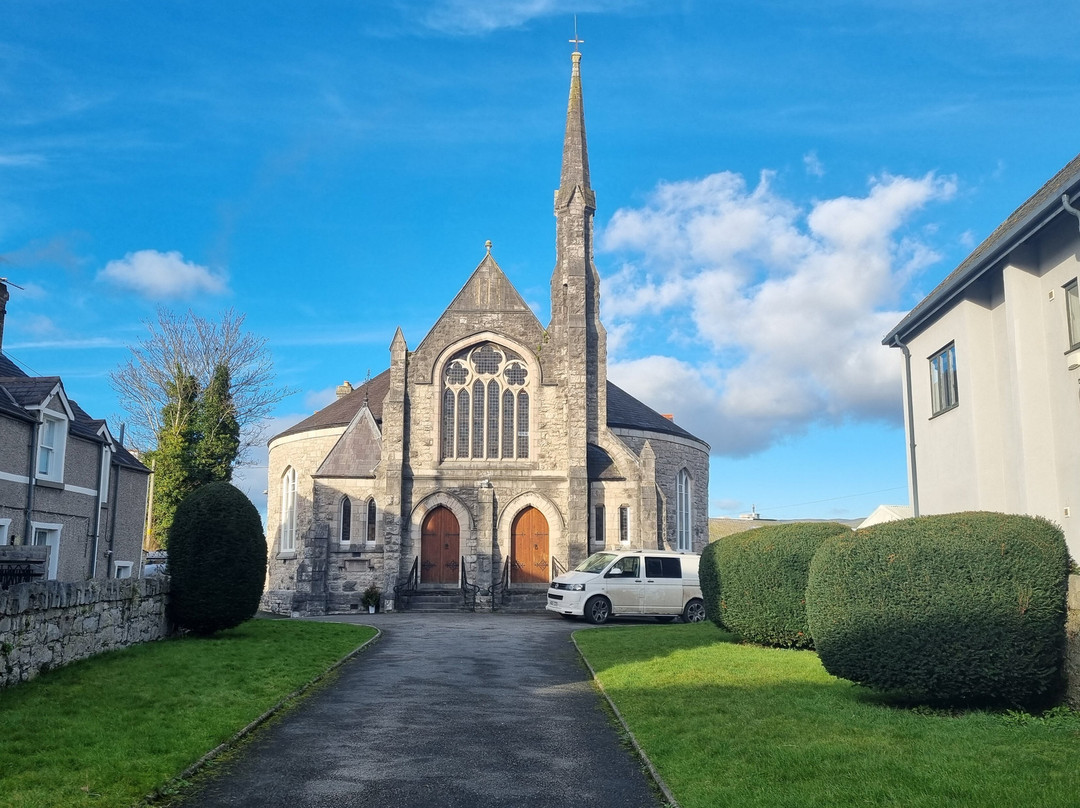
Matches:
[709,516,863,542]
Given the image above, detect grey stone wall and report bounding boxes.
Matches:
[1067,574,1079,708]
[613,430,711,553]
[0,577,171,688]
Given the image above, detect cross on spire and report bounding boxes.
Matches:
[569,15,584,52]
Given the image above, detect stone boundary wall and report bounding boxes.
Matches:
[1067,574,1080,708]
[0,577,171,688]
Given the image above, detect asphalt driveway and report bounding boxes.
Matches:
[176,612,662,808]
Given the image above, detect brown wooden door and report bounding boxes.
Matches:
[511,506,549,584]
[420,506,460,585]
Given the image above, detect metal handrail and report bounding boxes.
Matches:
[0,563,44,589]
[393,556,418,611]
[460,556,479,611]
[551,556,567,580]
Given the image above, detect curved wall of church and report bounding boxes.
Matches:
[612,430,710,553]
[263,428,345,615]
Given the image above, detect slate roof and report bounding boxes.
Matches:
[0,352,149,473]
[587,444,624,481]
[606,381,704,444]
[885,151,1080,343]
[271,370,707,449]
[274,370,391,441]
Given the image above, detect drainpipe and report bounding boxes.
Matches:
[1062,194,1080,230]
[889,335,920,517]
[89,441,108,578]
[106,453,121,577]
[23,414,40,545]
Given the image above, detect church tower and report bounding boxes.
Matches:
[549,50,608,554]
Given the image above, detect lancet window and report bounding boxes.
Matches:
[441,342,531,461]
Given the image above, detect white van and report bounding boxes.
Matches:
[546,549,705,624]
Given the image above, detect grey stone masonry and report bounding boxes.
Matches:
[0,577,171,688]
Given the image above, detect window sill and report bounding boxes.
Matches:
[34,477,64,490]
[929,402,959,420]
[276,551,297,560]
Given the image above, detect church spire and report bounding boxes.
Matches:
[557,51,592,208]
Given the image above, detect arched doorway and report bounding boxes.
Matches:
[420,506,460,585]
[511,506,549,584]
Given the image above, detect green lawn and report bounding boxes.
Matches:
[0,619,376,808]
[574,622,1080,808]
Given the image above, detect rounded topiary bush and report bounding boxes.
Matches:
[699,539,723,628]
[806,512,1069,708]
[713,522,852,648]
[168,481,268,635]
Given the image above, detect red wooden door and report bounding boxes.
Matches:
[511,507,549,584]
[420,506,460,584]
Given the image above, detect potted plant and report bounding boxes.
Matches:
[360,584,381,614]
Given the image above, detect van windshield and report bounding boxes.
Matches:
[574,552,617,573]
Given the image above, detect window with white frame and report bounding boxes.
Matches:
[366,499,377,544]
[676,470,692,552]
[929,343,958,416]
[339,496,352,544]
[31,523,62,580]
[440,342,531,461]
[280,467,297,553]
[619,506,629,544]
[113,561,133,579]
[36,412,68,482]
[0,518,11,546]
[1066,280,1080,351]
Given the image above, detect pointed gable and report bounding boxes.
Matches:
[444,252,536,316]
[316,405,382,478]
[410,248,547,384]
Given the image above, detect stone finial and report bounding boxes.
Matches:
[336,380,354,399]
[485,240,492,254]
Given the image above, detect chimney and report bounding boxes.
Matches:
[661,413,675,422]
[0,278,8,352]
[336,380,354,399]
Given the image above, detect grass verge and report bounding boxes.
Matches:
[574,622,1080,808]
[0,619,376,808]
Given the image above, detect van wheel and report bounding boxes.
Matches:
[585,596,612,625]
[683,598,706,623]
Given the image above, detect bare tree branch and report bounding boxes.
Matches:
[109,307,297,457]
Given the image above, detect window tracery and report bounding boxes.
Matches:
[441,342,531,461]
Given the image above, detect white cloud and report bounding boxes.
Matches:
[0,153,45,168]
[803,151,825,178]
[97,249,228,300]
[601,169,956,456]
[420,0,632,35]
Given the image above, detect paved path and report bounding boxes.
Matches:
[177,613,662,808]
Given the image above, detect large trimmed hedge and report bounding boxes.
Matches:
[168,482,268,636]
[806,512,1069,708]
[709,522,852,648]
[699,539,722,627]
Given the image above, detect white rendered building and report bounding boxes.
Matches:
[885,153,1080,562]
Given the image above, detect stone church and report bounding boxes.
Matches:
[263,52,710,615]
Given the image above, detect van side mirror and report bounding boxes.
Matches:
[605,568,622,577]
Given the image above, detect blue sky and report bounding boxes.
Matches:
[2,1,1078,521]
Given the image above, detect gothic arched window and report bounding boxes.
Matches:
[281,467,297,552]
[366,498,377,544]
[441,342,531,461]
[676,469,692,551]
[339,496,351,544]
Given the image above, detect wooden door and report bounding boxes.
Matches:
[420,506,460,585]
[511,506,549,584]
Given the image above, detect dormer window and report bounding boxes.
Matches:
[37,412,68,483]
[440,342,531,461]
